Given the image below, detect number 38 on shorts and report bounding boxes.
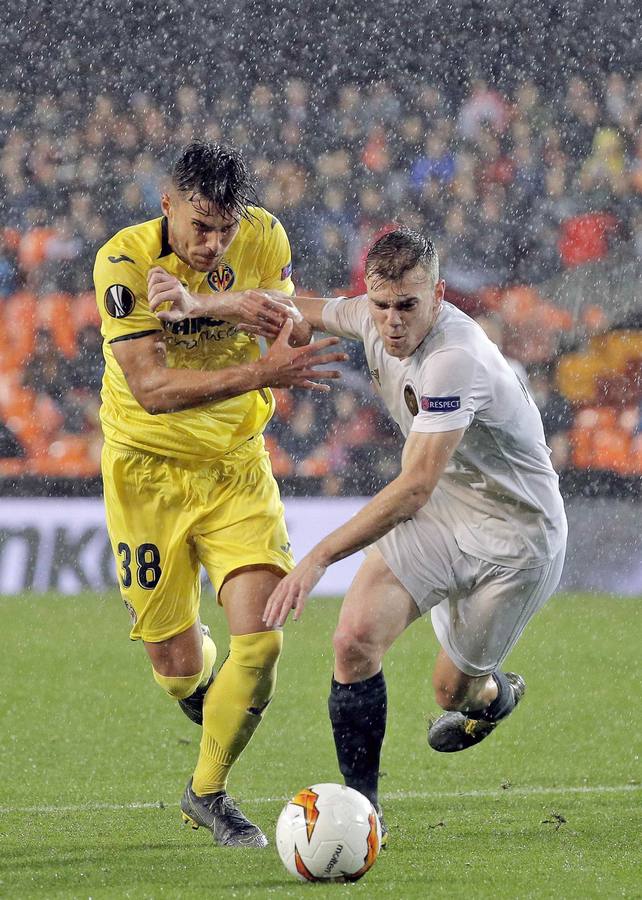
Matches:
[117,542,163,590]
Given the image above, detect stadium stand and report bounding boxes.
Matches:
[0,67,640,491]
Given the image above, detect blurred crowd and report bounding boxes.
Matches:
[0,70,641,488]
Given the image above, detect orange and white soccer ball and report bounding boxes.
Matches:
[276,783,382,882]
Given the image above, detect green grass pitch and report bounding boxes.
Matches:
[0,591,640,898]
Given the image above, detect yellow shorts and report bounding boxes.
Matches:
[102,436,295,642]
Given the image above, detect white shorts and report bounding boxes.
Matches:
[375,510,566,677]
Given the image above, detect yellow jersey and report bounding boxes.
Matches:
[94,209,294,462]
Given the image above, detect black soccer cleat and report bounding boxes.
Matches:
[178,623,216,726]
[428,673,526,753]
[180,779,268,848]
[178,669,215,726]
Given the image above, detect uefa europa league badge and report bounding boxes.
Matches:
[404,384,419,416]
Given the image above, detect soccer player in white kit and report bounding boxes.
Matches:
[263,229,567,837]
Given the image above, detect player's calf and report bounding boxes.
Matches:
[152,624,218,724]
[192,630,283,795]
[428,672,526,753]
[328,671,387,815]
[178,625,218,725]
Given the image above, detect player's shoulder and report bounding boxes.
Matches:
[239,206,287,243]
[419,304,487,367]
[95,217,164,267]
[434,304,487,350]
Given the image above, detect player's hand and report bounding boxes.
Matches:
[148,267,200,321]
[257,318,347,392]
[234,290,302,339]
[263,554,327,627]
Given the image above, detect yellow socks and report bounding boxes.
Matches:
[192,631,283,796]
[153,668,203,700]
[200,631,217,688]
[152,628,217,699]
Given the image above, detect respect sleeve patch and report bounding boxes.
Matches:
[281,261,293,280]
[420,396,461,412]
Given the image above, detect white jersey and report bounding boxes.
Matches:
[322,298,567,569]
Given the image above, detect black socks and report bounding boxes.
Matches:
[328,671,387,807]
[476,671,516,722]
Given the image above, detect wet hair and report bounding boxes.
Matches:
[171,141,258,220]
[365,228,439,287]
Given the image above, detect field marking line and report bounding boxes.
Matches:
[0,783,639,815]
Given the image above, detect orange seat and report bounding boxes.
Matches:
[28,436,98,477]
[573,407,618,430]
[8,418,47,455]
[33,395,65,438]
[499,287,538,326]
[581,305,609,334]
[546,307,574,330]
[478,286,503,312]
[0,386,38,420]
[264,435,294,477]
[625,437,642,475]
[37,293,76,358]
[271,388,294,421]
[18,227,56,270]
[299,454,330,477]
[73,292,101,330]
[591,428,631,474]
[569,427,594,469]
[0,458,27,475]
[0,292,37,369]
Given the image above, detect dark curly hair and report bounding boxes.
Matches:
[171,141,259,220]
[365,228,439,287]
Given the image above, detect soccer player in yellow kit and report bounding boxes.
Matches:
[94,142,346,847]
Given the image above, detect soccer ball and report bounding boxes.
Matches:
[276,783,382,882]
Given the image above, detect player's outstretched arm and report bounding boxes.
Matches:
[236,292,330,345]
[147,267,291,331]
[262,427,466,627]
[111,318,348,414]
[147,267,313,346]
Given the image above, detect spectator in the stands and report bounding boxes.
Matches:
[528,365,574,471]
[0,416,25,459]
[0,230,19,297]
[475,314,530,388]
[579,128,627,201]
[0,69,639,482]
[558,76,600,161]
[69,324,104,395]
[22,329,83,431]
[409,131,455,190]
[521,166,577,281]
[457,78,508,140]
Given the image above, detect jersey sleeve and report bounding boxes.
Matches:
[320,294,369,341]
[93,245,163,344]
[411,346,482,434]
[257,216,295,295]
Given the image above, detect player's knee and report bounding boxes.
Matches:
[333,623,381,671]
[230,630,283,671]
[228,631,283,712]
[152,668,203,700]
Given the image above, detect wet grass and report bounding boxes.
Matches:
[0,591,640,898]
